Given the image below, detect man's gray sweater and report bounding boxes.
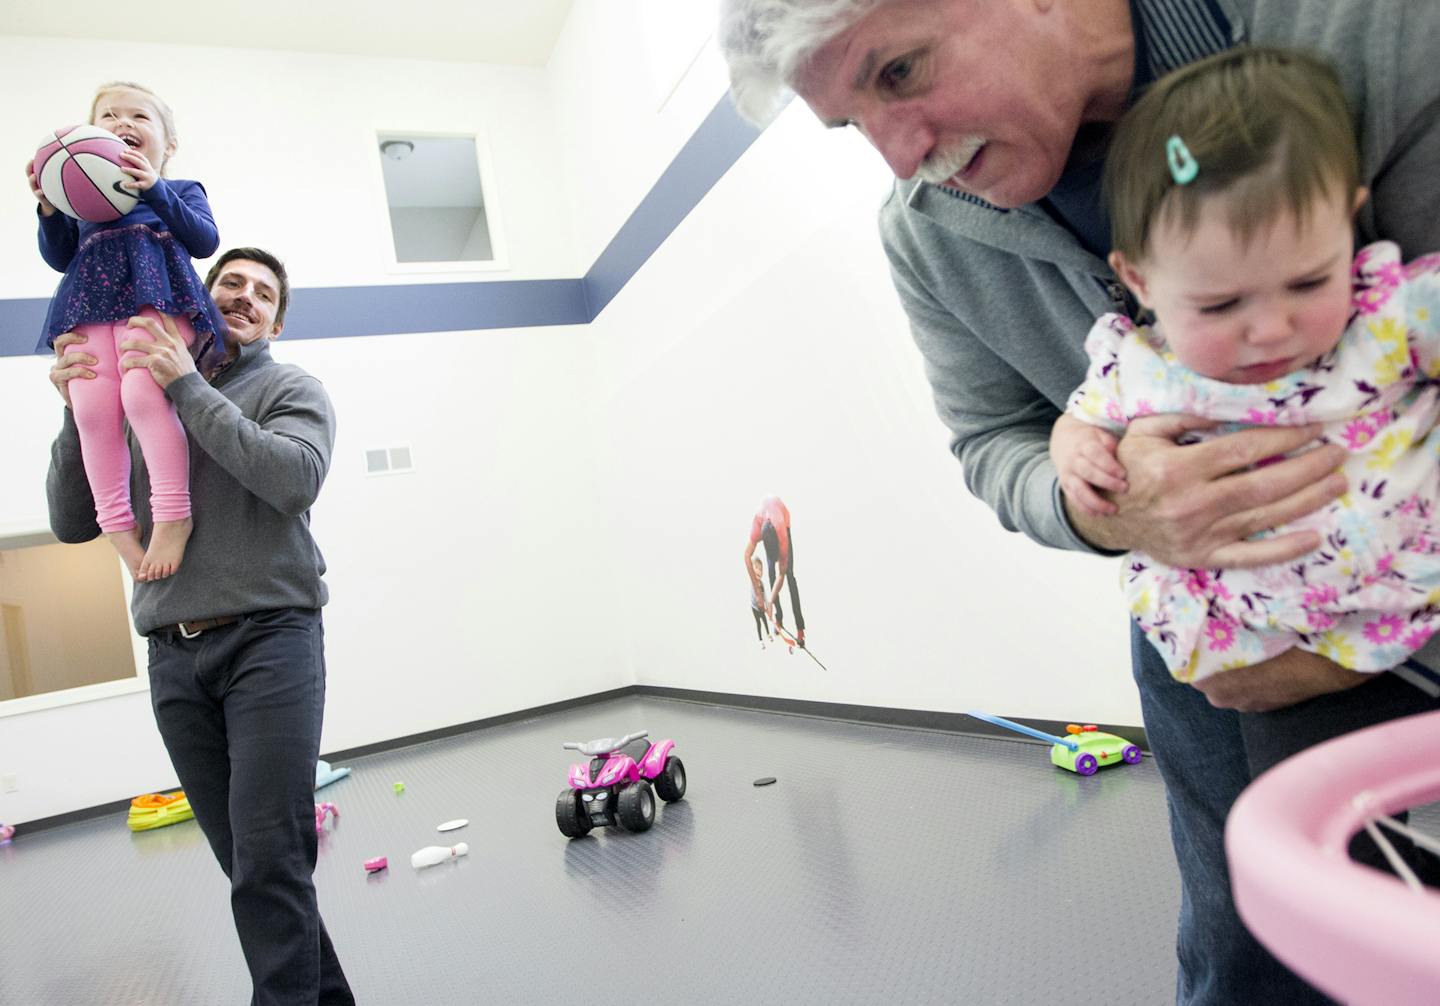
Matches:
[47,339,335,635]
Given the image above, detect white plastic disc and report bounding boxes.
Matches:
[436,819,469,832]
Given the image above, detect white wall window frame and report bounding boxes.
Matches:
[0,525,148,719]
[370,126,511,276]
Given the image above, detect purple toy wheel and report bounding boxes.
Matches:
[1122,745,1142,765]
[1075,754,1098,776]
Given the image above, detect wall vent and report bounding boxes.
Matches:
[364,445,416,476]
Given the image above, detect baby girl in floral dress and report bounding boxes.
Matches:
[1051,48,1440,683]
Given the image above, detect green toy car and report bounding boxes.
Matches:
[969,711,1143,776]
[1049,723,1143,775]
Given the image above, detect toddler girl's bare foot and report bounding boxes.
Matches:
[139,517,193,581]
[107,527,145,580]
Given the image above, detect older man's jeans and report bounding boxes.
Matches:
[148,608,355,1006]
[1132,622,1439,1006]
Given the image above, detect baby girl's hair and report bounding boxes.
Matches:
[1104,47,1359,261]
[89,81,178,173]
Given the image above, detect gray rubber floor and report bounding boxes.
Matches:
[0,695,1259,1003]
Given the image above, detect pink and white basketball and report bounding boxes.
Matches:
[33,124,138,223]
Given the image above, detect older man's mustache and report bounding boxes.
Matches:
[917,137,985,185]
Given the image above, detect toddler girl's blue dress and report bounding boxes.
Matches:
[36,178,226,360]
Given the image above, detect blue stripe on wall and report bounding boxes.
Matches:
[284,278,588,339]
[0,299,49,356]
[1,93,761,357]
[582,93,762,319]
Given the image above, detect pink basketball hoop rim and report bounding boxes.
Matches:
[1226,709,1440,1005]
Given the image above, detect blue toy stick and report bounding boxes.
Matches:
[966,710,1079,751]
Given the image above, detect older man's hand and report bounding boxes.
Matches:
[1191,649,1371,712]
[119,314,196,389]
[1066,413,1348,568]
[49,331,98,409]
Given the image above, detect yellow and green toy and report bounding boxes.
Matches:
[967,710,1143,775]
[127,791,194,831]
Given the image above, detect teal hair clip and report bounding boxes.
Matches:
[1166,135,1198,185]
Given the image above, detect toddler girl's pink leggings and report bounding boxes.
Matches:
[66,308,195,533]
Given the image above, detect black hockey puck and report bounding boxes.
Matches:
[753,777,777,787]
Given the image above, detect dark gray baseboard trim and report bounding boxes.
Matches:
[11,685,1146,835]
[11,687,636,836]
[9,794,141,837]
[320,686,637,763]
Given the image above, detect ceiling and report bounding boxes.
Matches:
[5,1,576,67]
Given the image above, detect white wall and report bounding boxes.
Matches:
[277,328,628,752]
[0,7,1142,825]
[0,356,62,536]
[0,34,626,825]
[547,0,726,268]
[557,15,1140,723]
[0,320,629,825]
[0,34,578,298]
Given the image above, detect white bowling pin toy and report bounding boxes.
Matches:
[411,843,468,869]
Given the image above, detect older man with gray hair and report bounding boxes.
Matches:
[720,1,1440,1002]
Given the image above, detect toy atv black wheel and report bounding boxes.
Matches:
[616,780,656,832]
[654,756,686,802]
[556,789,591,839]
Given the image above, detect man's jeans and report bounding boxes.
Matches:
[149,608,355,1006]
[1132,622,1439,1006]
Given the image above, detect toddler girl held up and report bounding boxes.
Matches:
[28,81,224,581]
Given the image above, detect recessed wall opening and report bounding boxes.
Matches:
[377,132,500,267]
[0,537,137,705]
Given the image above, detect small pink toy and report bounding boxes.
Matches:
[363,856,387,873]
[315,802,339,835]
[0,823,14,845]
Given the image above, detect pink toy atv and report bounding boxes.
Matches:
[315,802,338,836]
[555,729,687,838]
